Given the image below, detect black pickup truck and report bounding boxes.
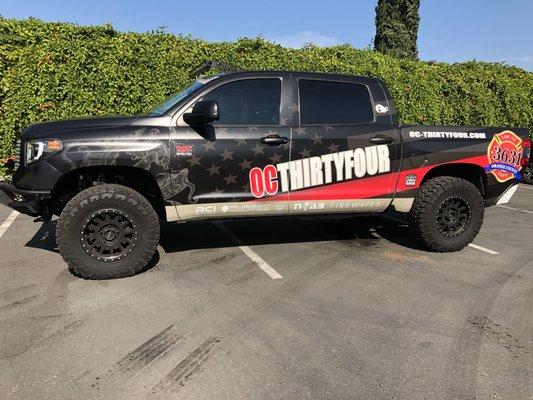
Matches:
[1,65,530,279]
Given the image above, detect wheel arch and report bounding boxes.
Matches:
[51,165,167,221]
[420,162,487,199]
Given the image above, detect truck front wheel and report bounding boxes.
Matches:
[56,184,160,279]
[409,176,484,252]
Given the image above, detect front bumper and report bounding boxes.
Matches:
[0,181,51,216]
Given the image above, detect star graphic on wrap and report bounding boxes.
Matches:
[203,141,216,151]
[269,153,283,163]
[252,143,264,155]
[299,148,312,158]
[324,125,334,132]
[327,142,339,153]
[188,156,202,167]
[282,141,294,151]
[223,173,237,184]
[295,127,307,136]
[213,187,225,196]
[280,117,289,125]
[206,163,221,176]
[221,148,233,161]
[235,138,247,146]
[216,128,229,135]
[238,158,252,169]
[311,134,322,145]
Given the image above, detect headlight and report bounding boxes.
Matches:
[25,139,63,164]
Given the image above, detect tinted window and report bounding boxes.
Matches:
[299,80,373,125]
[203,78,281,125]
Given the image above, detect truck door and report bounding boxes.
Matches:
[168,76,292,220]
[287,77,401,215]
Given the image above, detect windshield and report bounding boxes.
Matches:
[148,81,204,116]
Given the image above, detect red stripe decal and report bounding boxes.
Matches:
[252,154,488,202]
[395,154,487,192]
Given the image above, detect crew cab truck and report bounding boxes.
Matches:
[1,67,530,279]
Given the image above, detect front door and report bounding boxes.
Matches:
[287,77,400,215]
[168,76,292,220]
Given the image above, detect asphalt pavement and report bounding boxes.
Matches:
[0,185,532,399]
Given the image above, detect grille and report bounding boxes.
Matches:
[14,139,21,170]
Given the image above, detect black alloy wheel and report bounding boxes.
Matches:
[436,196,471,238]
[80,208,138,262]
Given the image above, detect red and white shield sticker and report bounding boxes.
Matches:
[486,131,523,183]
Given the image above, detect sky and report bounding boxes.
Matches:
[1,0,532,71]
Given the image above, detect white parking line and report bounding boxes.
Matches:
[214,222,283,280]
[0,210,19,239]
[497,205,533,215]
[468,243,499,255]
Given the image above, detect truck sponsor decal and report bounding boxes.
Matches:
[175,145,194,157]
[175,199,391,220]
[485,130,523,183]
[249,145,391,199]
[408,131,487,140]
[375,104,389,114]
[404,174,417,186]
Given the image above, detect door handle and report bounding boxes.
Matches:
[260,135,289,146]
[369,135,394,144]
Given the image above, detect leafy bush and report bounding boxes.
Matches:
[1,17,532,171]
[374,0,420,59]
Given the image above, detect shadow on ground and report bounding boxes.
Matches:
[24,216,425,256]
[160,216,427,252]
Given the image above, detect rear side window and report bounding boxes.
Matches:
[299,80,374,125]
[203,78,281,125]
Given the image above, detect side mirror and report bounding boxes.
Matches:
[183,100,219,125]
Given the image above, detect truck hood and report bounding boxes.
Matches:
[23,116,137,139]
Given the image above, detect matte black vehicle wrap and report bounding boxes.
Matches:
[1,71,530,222]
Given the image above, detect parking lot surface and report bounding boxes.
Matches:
[0,186,532,399]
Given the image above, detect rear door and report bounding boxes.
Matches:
[287,76,400,215]
[168,75,293,220]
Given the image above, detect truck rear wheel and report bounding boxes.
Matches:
[56,184,160,279]
[409,176,484,252]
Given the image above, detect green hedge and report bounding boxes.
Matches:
[1,17,532,168]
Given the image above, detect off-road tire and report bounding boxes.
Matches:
[522,165,533,184]
[56,184,160,279]
[410,176,484,252]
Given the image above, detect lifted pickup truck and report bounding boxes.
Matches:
[1,66,530,279]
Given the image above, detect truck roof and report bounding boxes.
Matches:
[190,61,383,85]
[206,70,383,86]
